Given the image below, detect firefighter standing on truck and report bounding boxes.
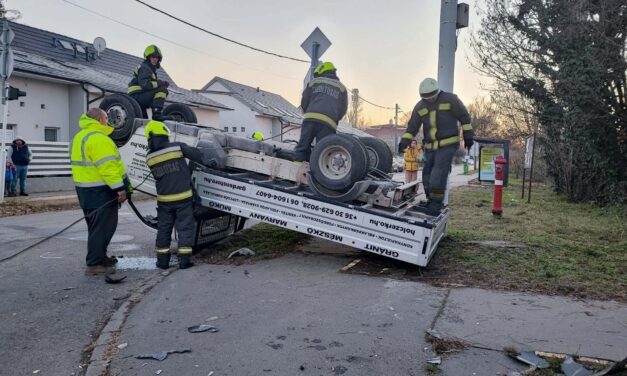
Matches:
[70,108,131,276]
[294,62,348,162]
[398,78,474,215]
[128,45,172,121]
[144,121,211,269]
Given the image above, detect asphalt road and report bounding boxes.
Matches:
[0,203,158,376]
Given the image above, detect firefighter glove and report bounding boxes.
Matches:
[464,138,474,150]
[398,138,412,153]
[158,80,170,88]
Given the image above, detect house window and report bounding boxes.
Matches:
[41,104,46,109]
[241,127,245,133]
[231,127,237,133]
[223,127,228,132]
[19,102,25,107]
[44,127,58,142]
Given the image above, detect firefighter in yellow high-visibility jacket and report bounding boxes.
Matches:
[70,108,130,276]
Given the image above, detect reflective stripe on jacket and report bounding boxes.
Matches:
[404,147,419,171]
[128,61,159,94]
[403,91,474,150]
[146,143,194,204]
[300,73,348,129]
[70,115,127,190]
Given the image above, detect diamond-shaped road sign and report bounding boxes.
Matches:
[0,21,15,79]
[301,27,331,60]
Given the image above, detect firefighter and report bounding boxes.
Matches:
[70,108,130,275]
[398,78,474,215]
[294,62,348,162]
[144,121,212,269]
[128,45,172,121]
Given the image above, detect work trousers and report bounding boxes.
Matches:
[155,201,196,253]
[130,88,169,117]
[83,203,118,266]
[10,165,28,193]
[422,144,457,203]
[293,120,335,162]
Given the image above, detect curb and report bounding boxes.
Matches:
[84,270,172,376]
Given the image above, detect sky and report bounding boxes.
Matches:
[9,0,489,125]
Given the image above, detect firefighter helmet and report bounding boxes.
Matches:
[144,120,170,139]
[314,61,336,76]
[419,78,440,99]
[143,45,163,61]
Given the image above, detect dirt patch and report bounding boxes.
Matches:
[195,223,310,265]
[0,199,79,217]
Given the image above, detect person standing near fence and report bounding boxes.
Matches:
[7,138,32,196]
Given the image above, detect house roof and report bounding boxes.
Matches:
[200,76,303,124]
[6,21,231,111]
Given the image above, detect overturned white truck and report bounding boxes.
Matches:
[102,95,448,266]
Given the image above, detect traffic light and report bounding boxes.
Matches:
[7,86,26,101]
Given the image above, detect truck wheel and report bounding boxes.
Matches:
[99,94,139,146]
[359,137,393,174]
[163,103,198,123]
[310,134,368,191]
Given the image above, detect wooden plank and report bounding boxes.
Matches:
[340,259,361,272]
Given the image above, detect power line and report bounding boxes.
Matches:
[60,0,302,81]
[133,0,309,63]
[357,94,395,110]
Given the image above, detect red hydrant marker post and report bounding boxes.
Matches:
[492,155,507,217]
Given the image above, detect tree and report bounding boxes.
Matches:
[467,96,501,138]
[346,97,368,129]
[471,0,627,204]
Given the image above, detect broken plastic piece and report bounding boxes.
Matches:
[227,247,255,259]
[561,357,593,376]
[427,356,442,365]
[426,328,443,339]
[188,324,219,333]
[515,351,550,369]
[105,275,127,284]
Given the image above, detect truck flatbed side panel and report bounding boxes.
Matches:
[193,171,446,266]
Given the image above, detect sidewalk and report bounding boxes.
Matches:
[97,254,626,376]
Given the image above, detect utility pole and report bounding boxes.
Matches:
[394,104,399,126]
[437,0,469,204]
[351,88,359,128]
[0,19,15,202]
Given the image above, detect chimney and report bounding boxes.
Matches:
[256,87,260,92]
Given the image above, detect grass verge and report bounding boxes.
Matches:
[427,178,627,302]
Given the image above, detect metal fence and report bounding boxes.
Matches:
[27,141,71,177]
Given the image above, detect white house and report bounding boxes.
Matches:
[197,77,303,142]
[0,21,231,192]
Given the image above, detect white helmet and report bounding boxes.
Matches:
[419,78,440,99]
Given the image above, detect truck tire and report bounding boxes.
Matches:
[359,137,393,173]
[99,94,139,146]
[163,103,198,124]
[310,134,368,191]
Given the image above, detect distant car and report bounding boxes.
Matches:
[392,156,404,172]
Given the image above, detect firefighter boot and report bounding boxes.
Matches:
[151,107,175,122]
[178,254,194,270]
[423,200,444,216]
[156,253,171,270]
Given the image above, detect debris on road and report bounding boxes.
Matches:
[227,247,255,259]
[561,357,593,376]
[425,329,467,355]
[155,370,162,375]
[205,316,219,322]
[135,348,192,361]
[105,275,127,284]
[508,350,550,369]
[340,259,361,272]
[117,343,128,350]
[427,356,442,365]
[62,287,76,291]
[188,324,219,333]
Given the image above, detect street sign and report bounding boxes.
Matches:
[301,27,331,59]
[0,21,14,79]
[1,21,15,45]
[0,48,14,79]
[524,135,534,169]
